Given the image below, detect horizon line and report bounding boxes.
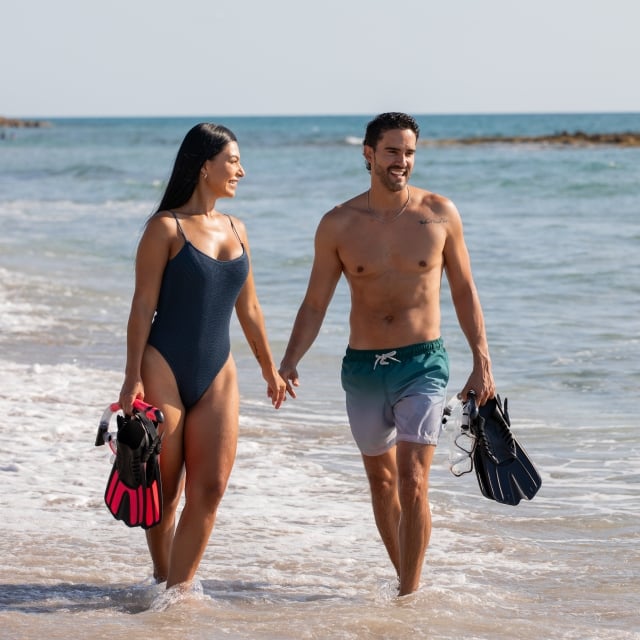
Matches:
[3,109,640,121]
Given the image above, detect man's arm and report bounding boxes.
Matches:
[279,212,344,397]
[442,201,496,405]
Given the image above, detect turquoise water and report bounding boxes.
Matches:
[0,114,638,639]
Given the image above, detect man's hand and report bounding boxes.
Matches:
[278,361,300,400]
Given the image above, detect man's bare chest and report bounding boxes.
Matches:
[339,225,444,277]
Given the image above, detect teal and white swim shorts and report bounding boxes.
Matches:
[340,338,449,456]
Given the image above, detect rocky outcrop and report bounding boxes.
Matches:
[427,131,640,147]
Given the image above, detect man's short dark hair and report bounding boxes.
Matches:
[363,112,420,171]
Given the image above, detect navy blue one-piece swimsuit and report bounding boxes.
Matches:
[147,213,249,408]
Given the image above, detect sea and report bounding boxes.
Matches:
[0,113,638,639]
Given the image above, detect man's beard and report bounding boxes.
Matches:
[373,163,409,192]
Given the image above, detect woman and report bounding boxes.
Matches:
[119,123,287,588]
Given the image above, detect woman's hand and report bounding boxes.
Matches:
[119,377,145,415]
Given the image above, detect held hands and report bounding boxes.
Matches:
[278,361,299,401]
[265,366,290,409]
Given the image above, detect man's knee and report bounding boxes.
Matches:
[397,445,433,506]
[398,467,427,506]
[363,454,397,496]
[367,468,397,496]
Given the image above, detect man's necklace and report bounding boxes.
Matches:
[366,187,410,223]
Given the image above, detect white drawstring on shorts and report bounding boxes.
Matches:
[373,350,401,370]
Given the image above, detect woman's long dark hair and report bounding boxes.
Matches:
[155,123,238,213]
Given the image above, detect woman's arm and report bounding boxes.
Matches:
[119,215,172,413]
[233,220,287,408]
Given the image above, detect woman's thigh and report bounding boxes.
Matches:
[141,344,186,500]
[183,355,239,492]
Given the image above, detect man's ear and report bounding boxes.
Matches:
[363,144,374,168]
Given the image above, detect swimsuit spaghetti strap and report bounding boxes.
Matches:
[169,211,188,242]
[226,215,245,249]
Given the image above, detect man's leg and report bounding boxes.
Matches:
[362,448,401,578]
[396,441,436,595]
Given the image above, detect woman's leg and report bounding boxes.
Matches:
[141,346,186,582]
[166,355,239,588]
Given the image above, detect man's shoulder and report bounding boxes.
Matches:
[321,192,368,223]
[413,187,456,215]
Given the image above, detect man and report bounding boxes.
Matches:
[279,112,495,595]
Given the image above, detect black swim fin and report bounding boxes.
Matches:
[469,394,542,505]
[104,410,163,528]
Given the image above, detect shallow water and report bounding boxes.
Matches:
[0,114,639,638]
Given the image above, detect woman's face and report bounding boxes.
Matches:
[203,141,245,198]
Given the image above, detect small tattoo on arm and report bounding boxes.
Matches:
[419,217,448,225]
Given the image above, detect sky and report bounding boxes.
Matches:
[2,0,639,118]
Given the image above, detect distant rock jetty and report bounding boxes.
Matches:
[428,131,640,147]
[0,116,49,128]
